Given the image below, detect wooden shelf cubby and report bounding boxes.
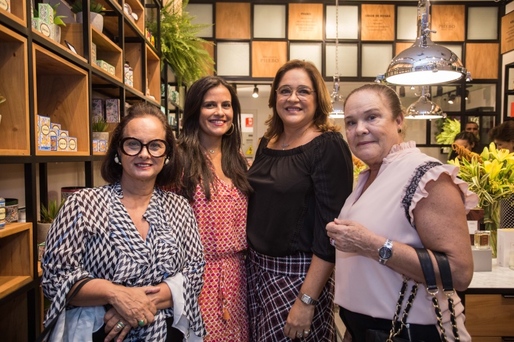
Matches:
[125,41,144,94]
[0,25,29,156]
[0,222,33,299]
[146,44,161,102]
[124,0,145,37]
[0,1,26,27]
[92,26,123,82]
[33,44,90,156]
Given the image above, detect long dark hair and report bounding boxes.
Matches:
[101,103,181,188]
[177,76,252,201]
[265,59,339,140]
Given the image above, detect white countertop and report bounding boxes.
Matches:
[468,259,514,289]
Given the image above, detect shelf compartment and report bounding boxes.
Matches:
[125,41,144,94]
[92,26,123,82]
[0,0,26,27]
[61,23,85,59]
[0,291,29,341]
[33,44,90,156]
[0,222,33,299]
[146,44,160,102]
[123,0,145,38]
[0,25,29,156]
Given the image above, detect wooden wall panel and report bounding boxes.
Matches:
[215,2,251,39]
[252,41,287,78]
[361,4,395,41]
[288,3,323,40]
[395,42,414,55]
[466,43,499,79]
[431,5,465,42]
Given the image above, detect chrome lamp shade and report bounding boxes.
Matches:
[383,0,467,86]
[406,88,445,119]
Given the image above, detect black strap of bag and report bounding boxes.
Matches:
[414,248,460,342]
[36,277,94,342]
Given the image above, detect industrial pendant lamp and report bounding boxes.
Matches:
[252,85,259,98]
[380,0,468,86]
[330,0,344,118]
[405,86,445,119]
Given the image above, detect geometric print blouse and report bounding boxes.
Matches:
[41,183,206,341]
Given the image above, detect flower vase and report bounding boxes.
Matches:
[483,201,500,257]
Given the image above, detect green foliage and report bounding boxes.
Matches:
[70,0,106,15]
[435,118,461,145]
[147,0,214,86]
[40,199,65,223]
[92,117,109,132]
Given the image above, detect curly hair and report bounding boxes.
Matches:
[265,59,339,140]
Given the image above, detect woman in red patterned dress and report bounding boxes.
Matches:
[175,76,252,341]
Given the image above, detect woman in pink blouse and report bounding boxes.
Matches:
[175,76,252,341]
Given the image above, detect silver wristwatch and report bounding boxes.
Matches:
[378,239,393,265]
[298,292,319,306]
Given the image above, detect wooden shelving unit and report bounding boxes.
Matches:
[0,0,163,339]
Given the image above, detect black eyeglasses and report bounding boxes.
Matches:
[120,137,169,158]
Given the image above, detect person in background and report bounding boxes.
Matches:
[464,121,484,153]
[448,131,479,160]
[41,104,206,341]
[246,59,354,341]
[327,84,476,341]
[175,76,252,341]
[489,120,514,152]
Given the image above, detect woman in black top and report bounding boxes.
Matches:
[246,60,353,341]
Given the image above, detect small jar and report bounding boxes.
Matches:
[474,230,491,249]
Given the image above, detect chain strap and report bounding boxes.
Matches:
[387,277,419,342]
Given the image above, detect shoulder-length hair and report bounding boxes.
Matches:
[177,76,252,201]
[101,103,181,187]
[265,59,339,140]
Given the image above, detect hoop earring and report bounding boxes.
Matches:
[224,123,234,136]
[114,154,121,165]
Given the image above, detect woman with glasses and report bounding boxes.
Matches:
[174,76,252,341]
[246,60,354,341]
[41,104,206,341]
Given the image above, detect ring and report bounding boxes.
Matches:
[330,238,335,246]
[296,331,303,338]
[115,321,125,330]
[304,329,311,336]
[138,318,145,327]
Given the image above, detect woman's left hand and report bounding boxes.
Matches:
[283,299,315,340]
[104,306,132,342]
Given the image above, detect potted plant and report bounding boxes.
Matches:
[449,143,514,256]
[92,116,110,143]
[70,0,105,32]
[147,0,214,86]
[37,199,65,245]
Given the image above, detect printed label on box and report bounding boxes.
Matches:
[93,140,99,152]
[51,122,61,131]
[57,137,68,151]
[0,0,10,12]
[59,130,69,137]
[50,135,57,151]
[39,22,51,37]
[68,137,77,151]
[38,3,54,24]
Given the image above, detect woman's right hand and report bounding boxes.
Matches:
[109,285,160,328]
[104,306,132,341]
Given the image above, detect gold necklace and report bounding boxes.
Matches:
[280,126,312,150]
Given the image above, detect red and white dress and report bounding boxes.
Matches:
[191,175,249,342]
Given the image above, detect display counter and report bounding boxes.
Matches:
[462,260,514,341]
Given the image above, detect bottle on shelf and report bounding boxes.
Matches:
[0,197,5,228]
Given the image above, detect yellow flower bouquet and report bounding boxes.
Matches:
[449,143,514,255]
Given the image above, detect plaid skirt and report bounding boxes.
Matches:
[247,248,335,342]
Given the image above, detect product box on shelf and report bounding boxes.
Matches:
[34,18,52,38]
[92,99,104,121]
[68,137,77,152]
[0,0,10,12]
[98,140,107,152]
[497,228,514,267]
[97,60,115,76]
[57,136,77,152]
[59,130,69,137]
[38,3,54,24]
[92,140,99,152]
[38,115,51,151]
[105,99,120,123]
[49,127,59,151]
[51,122,61,131]
[91,42,97,63]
